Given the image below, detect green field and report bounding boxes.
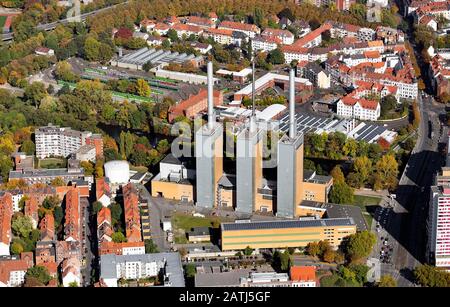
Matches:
[348,195,382,229]
[171,213,230,244]
[38,157,67,169]
[0,16,7,28]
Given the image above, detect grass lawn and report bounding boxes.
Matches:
[348,195,382,229]
[0,16,7,28]
[38,157,67,169]
[171,213,231,244]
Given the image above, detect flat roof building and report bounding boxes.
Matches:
[220,218,357,251]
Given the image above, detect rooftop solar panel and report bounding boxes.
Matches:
[222,218,354,231]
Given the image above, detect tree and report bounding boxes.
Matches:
[136,79,151,97]
[50,177,65,187]
[352,156,372,186]
[24,82,47,107]
[12,214,33,238]
[25,266,52,286]
[329,182,354,204]
[373,154,399,191]
[69,281,79,287]
[306,242,321,257]
[80,161,94,176]
[378,274,397,287]
[53,206,63,228]
[92,201,103,214]
[110,203,123,225]
[11,241,24,255]
[346,231,376,262]
[330,165,345,184]
[84,37,101,61]
[111,231,127,243]
[267,48,285,65]
[42,195,60,210]
[343,138,358,157]
[167,29,179,42]
[95,159,104,178]
[323,249,336,263]
[20,140,35,155]
[243,246,254,256]
[185,263,196,279]
[144,239,159,253]
[414,264,450,287]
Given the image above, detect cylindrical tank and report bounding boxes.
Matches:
[104,160,130,184]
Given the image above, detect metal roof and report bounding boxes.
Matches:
[221,217,355,231]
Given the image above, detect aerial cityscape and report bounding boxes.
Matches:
[0,0,449,289]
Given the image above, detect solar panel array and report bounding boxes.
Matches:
[277,112,388,143]
[222,218,354,231]
[118,48,197,66]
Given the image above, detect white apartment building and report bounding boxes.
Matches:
[337,98,381,121]
[35,124,94,159]
[202,28,233,45]
[0,260,29,287]
[251,36,279,52]
[100,253,185,287]
[261,28,294,45]
[429,185,450,268]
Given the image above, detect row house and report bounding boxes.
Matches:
[337,96,381,121]
[64,188,80,242]
[123,183,142,243]
[203,28,234,45]
[261,28,294,45]
[171,23,204,39]
[24,196,39,228]
[185,15,216,29]
[98,241,145,256]
[97,207,113,243]
[251,35,281,52]
[218,20,260,38]
[0,256,32,287]
[0,192,12,256]
[428,54,450,97]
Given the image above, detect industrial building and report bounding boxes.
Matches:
[195,62,224,208]
[110,47,203,70]
[220,218,357,251]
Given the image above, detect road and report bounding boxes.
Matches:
[378,91,447,286]
[1,1,129,42]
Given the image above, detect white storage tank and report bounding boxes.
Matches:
[104,160,130,184]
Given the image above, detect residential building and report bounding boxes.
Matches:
[337,96,380,121]
[35,47,55,57]
[185,16,215,29]
[0,258,32,287]
[303,62,331,89]
[39,213,55,242]
[97,207,113,243]
[95,177,111,207]
[55,241,81,265]
[171,23,203,39]
[98,241,145,255]
[100,253,185,287]
[64,188,81,242]
[0,192,12,256]
[290,266,317,287]
[261,28,294,45]
[251,35,280,52]
[240,272,291,287]
[24,196,39,228]
[35,124,102,159]
[218,20,260,38]
[62,256,81,287]
[123,183,142,242]
[203,28,234,45]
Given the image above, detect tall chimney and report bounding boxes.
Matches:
[289,68,296,139]
[207,61,214,129]
[249,58,256,133]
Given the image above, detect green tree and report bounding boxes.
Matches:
[306,241,321,257]
[352,156,372,186]
[373,154,399,191]
[20,140,35,155]
[24,82,47,107]
[111,231,127,243]
[144,239,159,253]
[53,207,63,228]
[378,274,397,287]
[267,48,285,65]
[50,177,65,187]
[414,264,450,287]
[243,246,254,256]
[185,263,196,278]
[92,201,103,214]
[11,241,24,255]
[84,36,101,61]
[330,165,345,184]
[25,266,52,286]
[329,182,354,204]
[12,214,33,238]
[345,231,376,262]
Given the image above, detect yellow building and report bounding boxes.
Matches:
[302,170,333,204]
[220,218,357,251]
[150,153,195,202]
